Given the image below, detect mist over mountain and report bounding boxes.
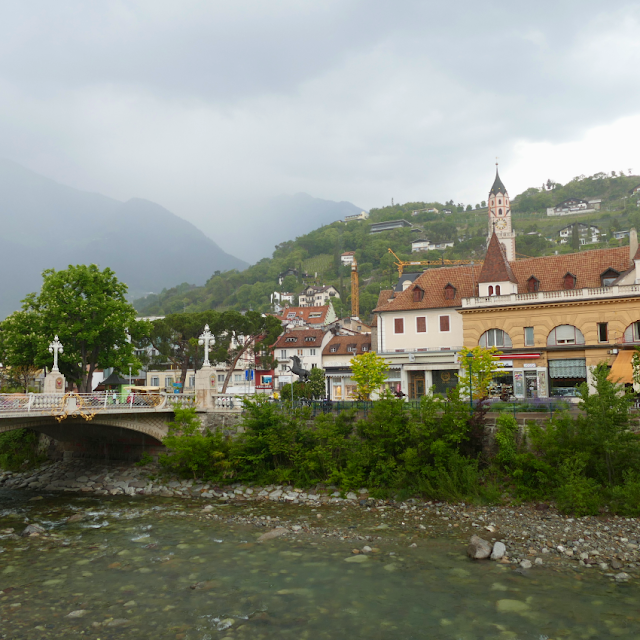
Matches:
[219,193,365,262]
[0,160,248,319]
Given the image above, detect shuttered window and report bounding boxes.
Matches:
[394,318,404,334]
[416,317,427,333]
[439,316,450,332]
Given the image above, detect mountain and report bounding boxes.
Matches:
[0,160,248,319]
[135,171,640,321]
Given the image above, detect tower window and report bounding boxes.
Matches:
[499,199,502,204]
[498,208,503,216]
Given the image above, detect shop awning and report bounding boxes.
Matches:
[609,350,635,385]
[548,358,587,379]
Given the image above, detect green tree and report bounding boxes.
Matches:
[0,264,148,392]
[571,224,580,251]
[457,346,502,400]
[350,351,388,400]
[145,312,225,390]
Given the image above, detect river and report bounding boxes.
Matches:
[1,489,639,639]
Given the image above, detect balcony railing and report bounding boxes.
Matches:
[461,283,640,309]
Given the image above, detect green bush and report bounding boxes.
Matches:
[0,429,44,471]
[555,456,602,516]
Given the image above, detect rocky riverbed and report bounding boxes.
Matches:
[2,460,640,582]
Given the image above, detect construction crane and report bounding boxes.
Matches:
[387,248,481,277]
[351,257,359,318]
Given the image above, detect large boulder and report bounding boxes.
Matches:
[467,535,492,560]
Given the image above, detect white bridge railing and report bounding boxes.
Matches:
[0,391,196,417]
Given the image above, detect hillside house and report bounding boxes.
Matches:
[298,285,340,307]
[344,211,369,222]
[369,220,412,234]
[340,251,356,265]
[546,198,602,217]
[276,304,337,328]
[558,223,602,245]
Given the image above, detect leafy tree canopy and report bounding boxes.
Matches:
[0,264,148,392]
[350,351,388,400]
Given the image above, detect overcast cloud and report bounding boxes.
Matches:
[1,1,640,261]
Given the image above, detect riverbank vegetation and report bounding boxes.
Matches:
[160,363,640,517]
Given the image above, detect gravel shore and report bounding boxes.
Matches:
[2,460,639,581]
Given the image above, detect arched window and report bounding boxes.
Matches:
[488,285,494,296]
[479,329,512,348]
[498,199,502,205]
[563,273,577,290]
[412,286,424,302]
[495,285,501,295]
[547,325,585,346]
[498,208,503,216]
[624,321,640,343]
[527,276,540,293]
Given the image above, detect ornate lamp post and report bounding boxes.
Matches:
[466,351,474,414]
[198,325,215,368]
[48,336,63,372]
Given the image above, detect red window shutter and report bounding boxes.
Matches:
[440,316,450,332]
[416,317,426,333]
[394,318,404,333]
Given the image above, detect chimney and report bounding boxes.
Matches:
[630,227,638,263]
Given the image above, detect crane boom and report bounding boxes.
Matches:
[387,248,480,277]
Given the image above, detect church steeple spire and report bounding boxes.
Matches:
[489,163,506,196]
[486,163,516,262]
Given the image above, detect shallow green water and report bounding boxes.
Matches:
[1,491,640,639]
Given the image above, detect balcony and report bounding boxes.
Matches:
[461,284,640,309]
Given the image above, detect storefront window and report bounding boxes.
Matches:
[333,385,343,400]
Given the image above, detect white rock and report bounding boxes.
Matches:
[534,557,543,565]
[66,610,89,618]
[490,541,506,560]
[519,559,532,569]
[346,492,357,500]
[615,572,630,582]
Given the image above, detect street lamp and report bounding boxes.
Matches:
[466,352,474,414]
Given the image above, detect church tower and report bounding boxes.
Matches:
[487,165,516,262]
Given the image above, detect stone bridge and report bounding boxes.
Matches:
[0,392,244,461]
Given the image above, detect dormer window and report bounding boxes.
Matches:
[330,345,338,352]
[362,344,370,352]
[347,344,357,352]
[444,283,456,300]
[600,268,620,287]
[527,276,540,293]
[563,273,577,290]
[285,336,297,343]
[304,336,315,342]
[412,286,424,302]
[488,285,494,296]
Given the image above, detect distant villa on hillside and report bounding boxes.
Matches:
[547,197,602,217]
[344,211,369,222]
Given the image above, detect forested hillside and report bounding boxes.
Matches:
[135,171,640,321]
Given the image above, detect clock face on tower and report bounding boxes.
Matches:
[496,219,507,231]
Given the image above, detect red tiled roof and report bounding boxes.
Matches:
[277,306,330,324]
[510,245,631,292]
[375,245,633,313]
[273,328,325,350]
[478,232,517,283]
[374,266,477,312]
[322,334,372,356]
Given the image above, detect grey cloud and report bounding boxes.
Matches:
[0,0,639,262]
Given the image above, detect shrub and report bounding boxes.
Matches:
[555,456,601,516]
[0,429,44,471]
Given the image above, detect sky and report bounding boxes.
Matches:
[2,0,640,260]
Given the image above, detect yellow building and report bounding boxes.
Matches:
[460,232,640,398]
